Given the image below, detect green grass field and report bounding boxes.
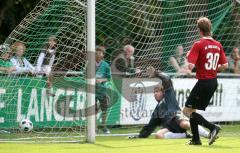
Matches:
[0,125,240,153]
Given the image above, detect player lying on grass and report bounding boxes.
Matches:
[129,66,209,139]
[155,112,209,139]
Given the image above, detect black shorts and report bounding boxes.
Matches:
[185,78,217,110]
[164,116,186,133]
[96,95,109,112]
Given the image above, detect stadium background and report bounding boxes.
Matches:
[0,0,239,149]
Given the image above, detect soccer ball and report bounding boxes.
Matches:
[19,119,33,132]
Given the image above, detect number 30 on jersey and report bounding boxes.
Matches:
[205,52,220,70]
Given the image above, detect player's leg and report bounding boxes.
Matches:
[189,112,202,145]
[183,80,203,145]
[190,80,216,130]
[184,79,219,145]
[160,117,190,139]
[198,125,209,138]
[163,131,188,139]
[46,72,55,96]
[192,111,221,145]
[99,95,110,134]
[182,107,196,118]
[155,128,169,139]
[95,96,100,133]
[179,119,209,138]
[191,79,220,145]
[47,75,52,88]
[182,106,200,144]
[179,119,190,129]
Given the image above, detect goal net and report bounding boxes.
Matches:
[96,0,240,137]
[0,0,89,142]
[0,0,240,142]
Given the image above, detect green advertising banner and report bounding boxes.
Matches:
[0,76,121,129]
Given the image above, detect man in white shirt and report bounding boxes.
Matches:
[36,36,57,76]
[10,42,35,74]
[36,37,57,96]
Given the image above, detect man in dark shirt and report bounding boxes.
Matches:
[129,66,182,138]
[111,44,139,76]
[129,66,209,139]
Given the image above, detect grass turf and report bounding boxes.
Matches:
[0,125,240,153]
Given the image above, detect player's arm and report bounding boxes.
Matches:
[187,42,199,71]
[217,45,228,71]
[138,103,164,138]
[156,72,173,90]
[188,63,195,71]
[217,63,228,71]
[0,67,10,73]
[10,58,25,73]
[24,58,35,73]
[49,54,55,68]
[169,56,181,71]
[138,117,160,138]
[36,52,45,72]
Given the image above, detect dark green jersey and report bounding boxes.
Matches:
[96,60,111,96]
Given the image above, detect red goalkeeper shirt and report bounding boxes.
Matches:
[187,37,228,80]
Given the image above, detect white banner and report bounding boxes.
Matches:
[120,77,240,125]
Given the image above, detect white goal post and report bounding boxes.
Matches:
[87,0,96,143]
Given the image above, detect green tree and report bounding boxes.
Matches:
[0,0,40,43]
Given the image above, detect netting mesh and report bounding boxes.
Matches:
[0,0,240,142]
[7,0,87,71]
[95,0,240,136]
[96,0,235,72]
[0,0,88,142]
